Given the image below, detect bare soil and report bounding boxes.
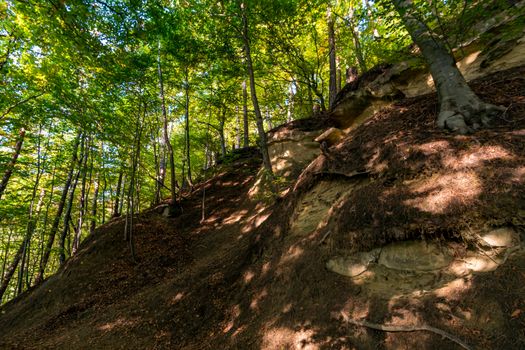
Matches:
[1,67,525,349]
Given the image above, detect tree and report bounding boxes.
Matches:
[240,1,274,177]
[327,2,337,109]
[392,0,503,133]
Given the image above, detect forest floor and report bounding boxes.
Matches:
[1,66,525,349]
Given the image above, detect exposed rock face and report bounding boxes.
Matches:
[289,180,352,236]
[325,228,521,297]
[267,129,322,179]
[331,27,525,129]
[377,240,453,271]
[326,249,381,277]
[314,127,344,147]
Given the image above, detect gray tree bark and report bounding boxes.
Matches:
[241,2,274,177]
[392,0,503,133]
[0,128,25,201]
[327,3,337,109]
[242,80,249,148]
[35,131,81,284]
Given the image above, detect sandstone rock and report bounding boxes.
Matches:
[480,227,519,247]
[378,240,452,271]
[326,249,381,277]
[314,127,344,147]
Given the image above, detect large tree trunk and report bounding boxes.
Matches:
[327,3,337,109]
[35,132,81,284]
[241,2,274,177]
[0,128,25,201]
[392,0,503,133]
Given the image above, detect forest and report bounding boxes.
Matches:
[1,0,525,349]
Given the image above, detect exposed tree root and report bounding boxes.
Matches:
[338,311,473,350]
[438,101,505,134]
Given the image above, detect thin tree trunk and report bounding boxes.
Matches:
[0,243,24,302]
[219,114,227,157]
[35,132,81,284]
[153,130,161,205]
[392,0,503,133]
[102,171,107,223]
[59,141,83,265]
[72,137,90,255]
[184,67,193,187]
[90,175,99,234]
[236,106,241,149]
[241,2,273,178]
[336,56,342,93]
[0,128,26,201]
[327,3,337,109]
[113,171,123,217]
[118,174,126,216]
[17,128,46,295]
[17,188,45,295]
[158,41,178,210]
[1,228,13,283]
[287,80,295,123]
[242,80,249,148]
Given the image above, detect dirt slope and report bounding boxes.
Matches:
[1,67,525,349]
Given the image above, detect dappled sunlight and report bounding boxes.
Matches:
[433,277,473,299]
[442,145,513,170]
[223,304,241,334]
[403,171,481,214]
[243,270,255,284]
[261,326,318,350]
[414,140,450,155]
[241,205,271,236]
[169,292,187,305]
[511,166,525,183]
[250,288,268,310]
[223,209,249,225]
[98,317,137,332]
[278,245,304,266]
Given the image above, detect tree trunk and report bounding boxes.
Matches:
[59,143,83,265]
[0,243,24,302]
[265,106,273,130]
[287,80,294,123]
[241,2,274,177]
[327,3,337,109]
[235,106,241,149]
[158,42,179,209]
[90,175,99,234]
[219,112,227,157]
[112,171,123,217]
[17,129,46,295]
[0,128,26,201]
[72,137,90,256]
[184,67,193,187]
[35,132,81,285]
[242,80,249,148]
[392,0,503,133]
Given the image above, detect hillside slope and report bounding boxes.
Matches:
[1,66,525,349]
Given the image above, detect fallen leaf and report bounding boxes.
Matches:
[511,309,522,318]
